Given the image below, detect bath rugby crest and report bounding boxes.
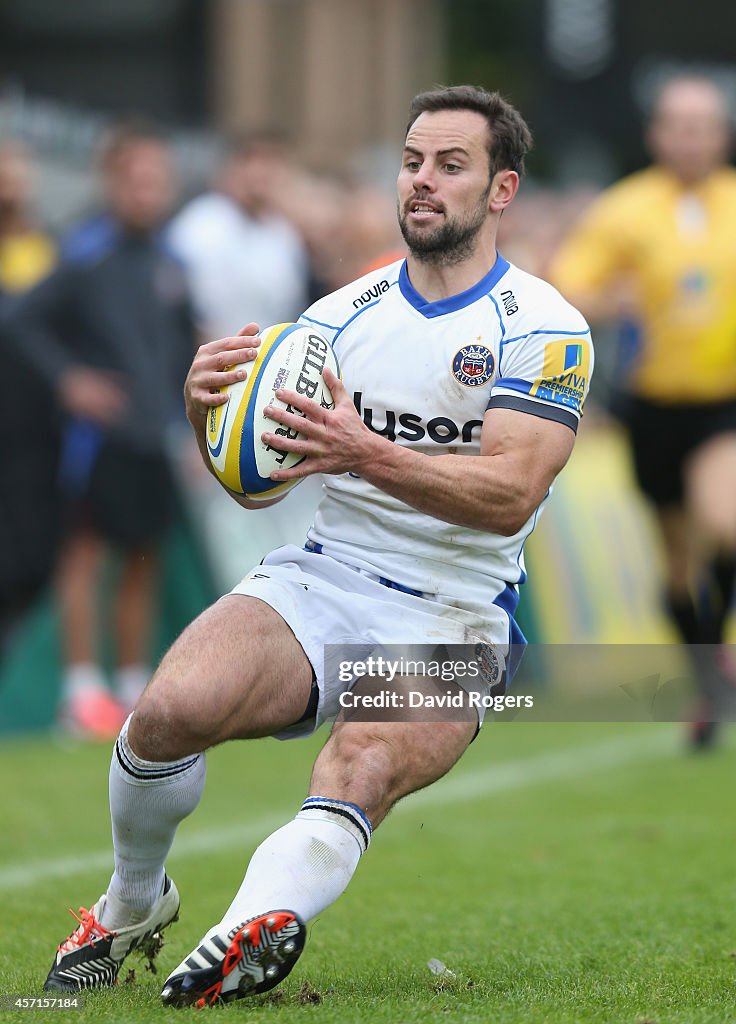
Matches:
[452,343,495,387]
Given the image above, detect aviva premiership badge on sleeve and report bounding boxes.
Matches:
[530,339,590,413]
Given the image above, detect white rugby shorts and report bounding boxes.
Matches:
[230,544,513,738]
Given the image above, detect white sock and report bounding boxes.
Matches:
[102,714,206,928]
[115,664,150,709]
[62,662,108,702]
[211,797,372,936]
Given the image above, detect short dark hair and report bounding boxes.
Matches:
[406,85,533,178]
[99,117,167,169]
[225,129,289,161]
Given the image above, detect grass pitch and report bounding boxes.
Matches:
[0,721,734,1023]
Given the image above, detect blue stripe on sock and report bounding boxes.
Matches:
[301,796,373,838]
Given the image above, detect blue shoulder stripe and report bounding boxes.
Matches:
[487,292,506,339]
[499,326,590,373]
[502,327,590,347]
[300,314,340,332]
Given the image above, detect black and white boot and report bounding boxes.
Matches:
[44,876,180,991]
[160,909,306,1008]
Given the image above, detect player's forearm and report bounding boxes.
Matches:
[264,372,553,533]
[356,435,536,536]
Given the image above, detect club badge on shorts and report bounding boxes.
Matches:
[474,642,504,688]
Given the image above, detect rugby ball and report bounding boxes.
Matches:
[206,322,339,502]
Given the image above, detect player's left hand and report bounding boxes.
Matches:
[262,367,378,480]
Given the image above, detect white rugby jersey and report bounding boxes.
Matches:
[297,254,593,624]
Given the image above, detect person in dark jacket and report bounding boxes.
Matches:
[6,121,197,737]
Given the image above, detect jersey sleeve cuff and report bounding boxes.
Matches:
[486,394,579,433]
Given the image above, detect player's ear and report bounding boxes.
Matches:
[489,170,519,213]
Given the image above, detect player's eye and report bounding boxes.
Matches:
[405,160,421,172]
[444,163,461,173]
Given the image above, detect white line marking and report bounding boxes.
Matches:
[404,727,675,809]
[0,729,675,891]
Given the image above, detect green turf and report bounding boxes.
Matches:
[0,722,734,1023]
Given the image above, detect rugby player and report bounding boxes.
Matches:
[45,85,593,1005]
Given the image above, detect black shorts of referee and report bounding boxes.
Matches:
[620,394,736,507]
[60,429,177,549]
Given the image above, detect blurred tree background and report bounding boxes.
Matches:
[1,0,733,191]
[445,0,735,184]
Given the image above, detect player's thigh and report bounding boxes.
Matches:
[685,432,736,546]
[309,678,477,828]
[130,594,314,759]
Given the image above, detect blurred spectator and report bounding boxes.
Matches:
[273,168,353,298]
[549,76,736,746]
[0,142,55,291]
[342,185,405,280]
[167,132,308,336]
[498,187,600,279]
[0,141,58,660]
[278,172,405,289]
[4,120,197,738]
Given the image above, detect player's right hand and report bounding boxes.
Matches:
[185,322,261,421]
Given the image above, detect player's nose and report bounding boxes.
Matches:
[411,161,437,192]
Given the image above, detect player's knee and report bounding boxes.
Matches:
[129,687,213,761]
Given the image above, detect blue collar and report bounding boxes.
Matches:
[398,253,510,318]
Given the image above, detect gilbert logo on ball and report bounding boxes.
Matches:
[207,323,339,501]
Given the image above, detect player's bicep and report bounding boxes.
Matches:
[480,406,575,497]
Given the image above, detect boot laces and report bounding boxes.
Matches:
[58,906,113,954]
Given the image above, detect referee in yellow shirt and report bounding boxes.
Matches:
[550,76,736,747]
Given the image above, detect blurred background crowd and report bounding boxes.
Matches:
[1,0,734,742]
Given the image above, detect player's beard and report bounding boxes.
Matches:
[398,182,492,267]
